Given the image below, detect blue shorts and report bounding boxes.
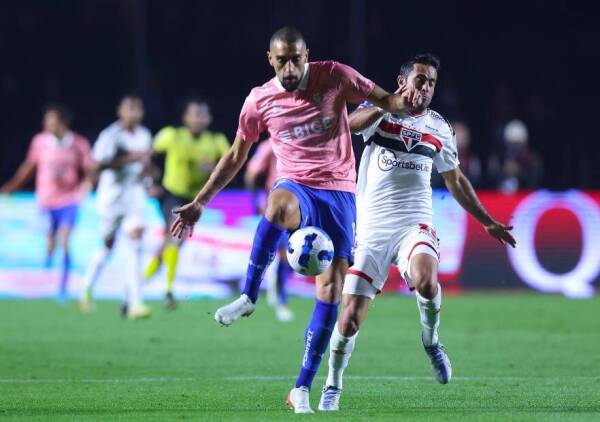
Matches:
[43,203,79,234]
[273,179,356,265]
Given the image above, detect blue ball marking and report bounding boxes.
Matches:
[317,249,333,262]
[298,232,318,268]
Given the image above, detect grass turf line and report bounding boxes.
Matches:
[1,294,599,420]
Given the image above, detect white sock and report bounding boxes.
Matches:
[325,324,358,389]
[125,236,143,307]
[416,283,442,346]
[81,247,110,295]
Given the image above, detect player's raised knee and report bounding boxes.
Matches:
[265,190,300,227]
[411,266,437,299]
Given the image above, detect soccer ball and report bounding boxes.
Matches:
[286,226,334,276]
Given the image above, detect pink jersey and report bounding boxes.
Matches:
[26,132,93,208]
[247,140,278,190]
[237,61,375,193]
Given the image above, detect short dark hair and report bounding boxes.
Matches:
[43,103,73,127]
[399,53,441,78]
[269,26,306,49]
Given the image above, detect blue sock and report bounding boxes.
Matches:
[242,218,285,303]
[276,260,290,305]
[295,299,339,389]
[60,252,70,296]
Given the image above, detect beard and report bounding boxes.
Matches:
[281,77,300,92]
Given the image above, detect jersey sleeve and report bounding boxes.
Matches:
[236,92,265,143]
[76,136,94,170]
[433,123,460,173]
[332,62,376,104]
[25,135,41,164]
[153,126,176,153]
[92,129,117,164]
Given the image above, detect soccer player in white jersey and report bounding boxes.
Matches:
[79,95,153,319]
[318,54,517,411]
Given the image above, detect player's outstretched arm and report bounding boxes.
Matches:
[348,106,384,134]
[442,167,516,248]
[170,136,252,238]
[349,87,407,133]
[0,161,36,194]
[366,85,422,116]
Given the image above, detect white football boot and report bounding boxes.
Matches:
[214,294,256,326]
[318,385,342,411]
[287,386,314,414]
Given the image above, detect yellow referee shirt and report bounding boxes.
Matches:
[153,126,229,199]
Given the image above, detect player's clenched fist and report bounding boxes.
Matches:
[170,201,204,239]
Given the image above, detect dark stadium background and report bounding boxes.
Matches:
[1,0,598,189]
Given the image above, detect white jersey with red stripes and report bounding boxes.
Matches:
[342,105,459,298]
[355,105,459,231]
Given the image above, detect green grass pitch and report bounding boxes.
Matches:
[1,294,599,420]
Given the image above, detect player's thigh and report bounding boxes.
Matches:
[122,187,146,239]
[99,210,122,248]
[338,293,372,337]
[315,257,348,302]
[343,242,390,299]
[319,190,356,265]
[57,204,79,248]
[265,188,301,229]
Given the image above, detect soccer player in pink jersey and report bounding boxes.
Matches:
[170,27,424,413]
[1,105,93,300]
[245,139,294,322]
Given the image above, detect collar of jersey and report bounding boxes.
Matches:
[274,63,310,92]
[47,131,74,148]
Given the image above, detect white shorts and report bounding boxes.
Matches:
[97,184,146,238]
[343,223,440,299]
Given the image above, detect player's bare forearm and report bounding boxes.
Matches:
[348,107,384,134]
[442,168,494,226]
[192,136,252,206]
[367,85,420,115]
[445,169,517,248]
[0,161,35,193]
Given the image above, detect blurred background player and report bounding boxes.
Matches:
[0,104,92,301]
[244,138,294,322]
[170,26,423,413]
[488,119,543,194]
[319,54,516,411]
[144,98,229,309]
[79,95,153,319]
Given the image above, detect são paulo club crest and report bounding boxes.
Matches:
[401,127,422,150]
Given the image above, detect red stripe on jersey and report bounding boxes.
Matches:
[407,241,438,262]
[378,119,402,135]
[421,133,442,151]
[377,120,442,152]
